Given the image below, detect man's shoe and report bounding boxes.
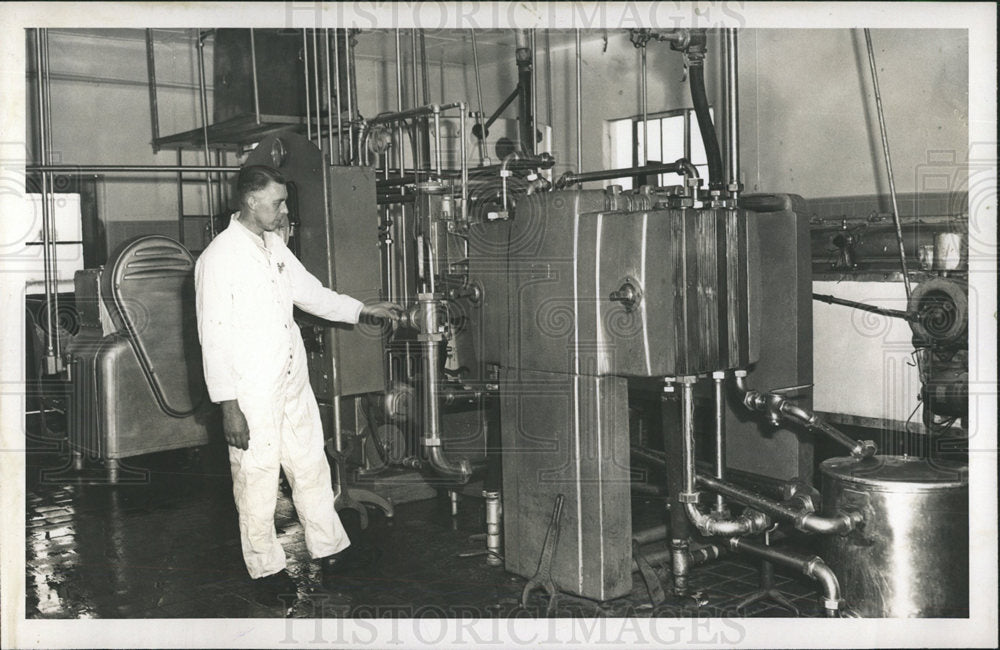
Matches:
[321,545,375,587]
[252,569,298,607]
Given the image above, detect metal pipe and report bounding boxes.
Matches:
[530,30,537,155]
[195,31,215,235]
[395,30,405,172]
[459,103,468,224]
[733,370,877,459]
[470,30,487,164]
[249,29,261,125]
[661,389,691,596]
[422,339,471,481]
[345,31,355,164]
[313,30,324,149]
[301,30,312,143]
[33,30,55,370]
[812,292,917,322]
[367,102,464,125]
[641,44,648,166]
[411,31,422,175]
[28,165,240,173]
[680,376,771,537]
[483,490,502,566]
[697,473,863,536]
[332,30,344,164]
[175,150,185,243]
[419,30,430,107]
[555,159,697,189]
[712,371,726,514]
[433,109,442,178]
[633,543,722,574]
[323,30,334,162]
[145,30,161,151]
[42,28,62,365]
[863,28,911,299]
[680,379,697,496]
[500,151,521,211]
[575,29,582,173]
[728,537,843,617]
[724,28,740,200]
[514,29,533,155]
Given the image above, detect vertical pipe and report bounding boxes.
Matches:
[640,45,648,167]
[419,30,430,106]
[33,30,55,364]
[514,30,533,156]
[324,30,334,162]
[433,110,442,178]
[302,29,312,142]
[575,29,582,174]
[663,383,691,596]
[145,29,161,151]
[713,371,727,514]
[411,31,423,176]
[395,30,405,173]
[41,28,62,364]
[484,489,502,566]
[249,28,261,125]
[312,30,323,149]
[680,377,697,496]
[332,30,343,164]
[345,31,355,164]
[725,28,740,200]
[863,28,911,299]
[530,30,537,148]
[195,31,215,235]
[470,31,487,165]
[459,104,468,225]
[545,31,553,129]
[175,150,185,244]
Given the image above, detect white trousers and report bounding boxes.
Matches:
[229,380,350,579]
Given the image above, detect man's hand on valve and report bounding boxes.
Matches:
[361,301,405,332]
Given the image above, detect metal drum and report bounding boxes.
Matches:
[820,455,968,617]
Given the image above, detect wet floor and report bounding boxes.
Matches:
[24,413,825,620]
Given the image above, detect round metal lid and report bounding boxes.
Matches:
[820,455,968,490]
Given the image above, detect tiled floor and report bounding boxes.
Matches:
[24,414,825,620]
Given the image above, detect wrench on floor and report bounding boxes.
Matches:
[521,493,565,615]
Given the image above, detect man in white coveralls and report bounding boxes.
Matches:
[195,165,401,604]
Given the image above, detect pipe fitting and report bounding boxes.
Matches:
[685,502,772,537]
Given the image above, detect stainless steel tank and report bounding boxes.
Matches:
[819,455,968,617]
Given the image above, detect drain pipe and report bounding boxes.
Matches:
[679,376,772,538]
[413,293,472,482]
[733,370,877,459]
[728,537,843,617]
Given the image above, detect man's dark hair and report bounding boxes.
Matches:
[236,165,286,205]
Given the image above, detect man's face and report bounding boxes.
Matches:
[246,181,289,234]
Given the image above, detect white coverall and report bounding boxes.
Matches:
[195,217,364,579]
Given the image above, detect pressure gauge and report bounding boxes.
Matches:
[270,138,287,167]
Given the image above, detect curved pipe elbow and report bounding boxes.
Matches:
[685,503,770,537]
[674,158,699,179]
[806,558,843,617]
[426,445,472,484]
[797,510,863,535]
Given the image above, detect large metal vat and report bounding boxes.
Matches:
[820,455,968,617]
